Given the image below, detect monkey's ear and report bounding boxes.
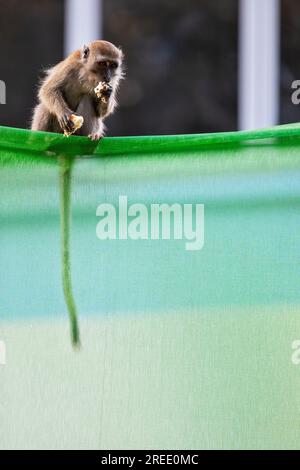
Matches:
[82,45,90,59]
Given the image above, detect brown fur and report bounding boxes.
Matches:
[31,40,124,140]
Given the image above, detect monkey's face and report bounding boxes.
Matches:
[82,40,123,88]
[89,59,120,84]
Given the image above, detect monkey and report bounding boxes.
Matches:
[31,40,124,140]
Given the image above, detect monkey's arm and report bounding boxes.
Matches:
[99,95,117,118]
[94,83,117,119]
[39,64,76,133]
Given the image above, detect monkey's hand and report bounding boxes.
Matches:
[59,113,84,137]
[94,82,113,104]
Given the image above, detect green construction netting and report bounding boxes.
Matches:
[1,124,300,449]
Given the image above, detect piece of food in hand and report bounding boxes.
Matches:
[94,81,113,103]
[63,114,84,137]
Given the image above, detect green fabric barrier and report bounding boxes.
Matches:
[0,124,300,449]
[1,121,300,156]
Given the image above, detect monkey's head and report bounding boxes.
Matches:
[81,40,124,89]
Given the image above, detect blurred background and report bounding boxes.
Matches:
[0,0,299,136]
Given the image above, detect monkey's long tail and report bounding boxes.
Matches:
[59,154,80,348]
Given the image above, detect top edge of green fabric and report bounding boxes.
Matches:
[1,123,300,158]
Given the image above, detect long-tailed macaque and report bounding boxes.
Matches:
[31,40,124,140]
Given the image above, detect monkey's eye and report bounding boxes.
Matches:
[110,62,118,69]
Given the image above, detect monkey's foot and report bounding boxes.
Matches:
[88,132,102,141]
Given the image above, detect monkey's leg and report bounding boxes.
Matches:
[76,96,104,140]
[31,103,75,135]
[31,103,56,132]
[88,119,105,141]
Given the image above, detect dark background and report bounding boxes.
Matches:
[0,0,299,136]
